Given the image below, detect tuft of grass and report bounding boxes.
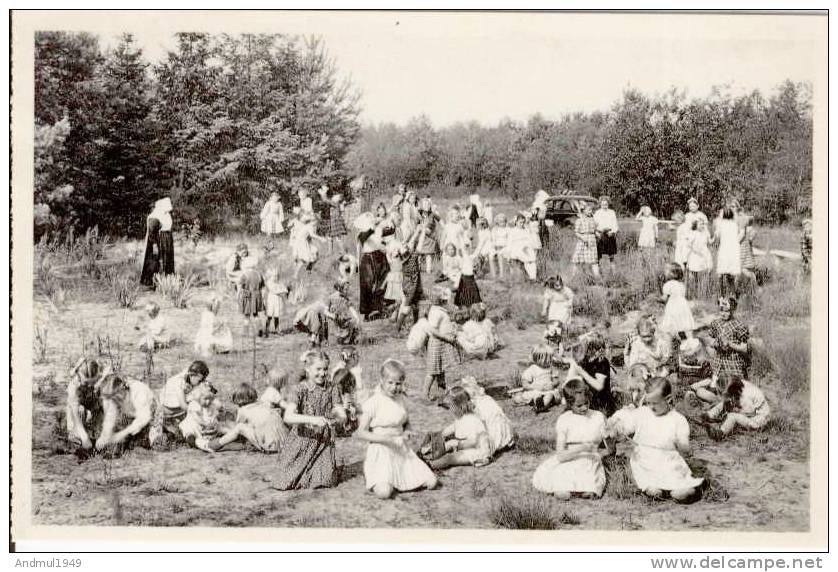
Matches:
[489,496,560,530]
[687,457,730,503]
[112,275,140,308]
[515,434,554,455]
[154,272,198,308]
[34,324,49,364]
[603,454,641,500]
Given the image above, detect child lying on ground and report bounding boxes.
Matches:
[702,375,770,441]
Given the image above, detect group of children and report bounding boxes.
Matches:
[68,184,793,508]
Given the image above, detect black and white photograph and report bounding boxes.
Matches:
[9,8,828,549]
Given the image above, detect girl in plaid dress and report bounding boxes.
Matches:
[572,204,601,280]
[272,351,345,490]
[706,297,750,379]
[422,287,461,402]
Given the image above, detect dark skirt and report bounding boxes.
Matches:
[158,231,175,275]
[359,250,390,316]
[329,208,347,238]
[597,233,617,259]
[454,274,481,307]
[238,270,265,316]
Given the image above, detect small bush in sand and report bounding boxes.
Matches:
[489,496,559,530]
[154,272,198,308]
[603,455,641,500]
[515,434,554,456]
[112,275,140,309]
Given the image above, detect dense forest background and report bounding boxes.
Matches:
[33,31,813,237]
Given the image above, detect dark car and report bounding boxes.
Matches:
[543,194,599,226]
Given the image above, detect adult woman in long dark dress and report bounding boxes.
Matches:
[140,197,175,287]
[355,213,390,321]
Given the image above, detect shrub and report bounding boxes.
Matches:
[515,434,553,455]
[154,272,198,308]
[603,454,641,500]
[112,275,140,308]
[489,496,558,530]
[34,325,49,364]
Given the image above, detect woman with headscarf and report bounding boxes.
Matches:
[140,197,175,288]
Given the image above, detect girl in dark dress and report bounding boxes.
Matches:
[140,197,175,287]
[571,334,617,417]
[394,228,424,332]
[357,215,391,320]
[272,351,345,490]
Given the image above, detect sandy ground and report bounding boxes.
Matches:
[29,227,810,531]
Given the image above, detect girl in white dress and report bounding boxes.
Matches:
[659,263,695,339]
[457,303,501,359]
[490,214,509,278]
[460,376,514,453]
[504,214,539,281]
[671,211,691,267]
[685,219,713,297]
[714,207,741,298]
[290,213,327,279]
[609,378,703,502]
[532,379,611,499]
[138,302,174,352]
[194,297,233,358]
[260,192,285,236]
[263,267,289,336]
[440,243,462,288]
[474,217,496,276]
[356,359,439,499]
[541,275,574,335]
[209,383,287,453]
[428,387,494,469]
[635,206,659,249]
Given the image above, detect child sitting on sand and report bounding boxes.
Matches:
[624,318,671,377]
[608,378,703,503]
[510,344,561,413]
[208,383,287,453]
[457,303,501,359]
[426,387,493,470]
[158,360,211,440]
[194,297,233,358]
[702,375,770,441]
[294,300,330,347]
[532,378,612,499]
[460,377,514,454]
[179,385,225,453]
[138,302,174,352]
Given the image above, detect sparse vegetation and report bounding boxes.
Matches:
[154,272,198,309]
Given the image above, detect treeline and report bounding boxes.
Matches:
[346,83,813,222]
[34,32,360,237]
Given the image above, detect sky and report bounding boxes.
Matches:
[78,11,827,127]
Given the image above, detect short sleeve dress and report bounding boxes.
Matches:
[362,389,436,491]
[471,394,514,453]
[453,414,492,465]
[532,409,607,495]
[272,381,341,490]
[425,305,461,376]
[658,280,696,335]
[709,318,750,378]
[572,216,598,264]
[617,406,703,492]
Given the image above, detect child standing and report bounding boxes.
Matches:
[356,359,438,499]
[423,288,461,402]
[263,267,289,337]
[659,263,696,340]
[194,297,233,357]
[635,206,659,249]
[685,220,713,297]
[260,192,285,237]
[490,214,509,279]
[532,379,611,499]
[541,275,574,336]
[571,204,601,280]
[672,211,691,268]
[237,259,266,338]
[272,351,345,490]
[454,240,482,308]
[609,378,703,502]
[801,218,812,274]
[427,387,494,470]
[416,206,440,274]
[714,207,742,298]
[290,212,327,279]
[738,215,758,287]
[440,243,462,288]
